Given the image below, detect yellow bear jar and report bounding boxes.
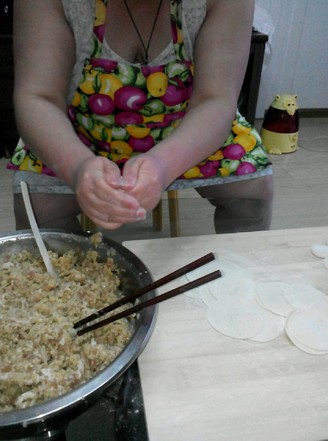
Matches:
[260,94,299,154]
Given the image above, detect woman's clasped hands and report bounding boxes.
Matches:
[74,153,166,230]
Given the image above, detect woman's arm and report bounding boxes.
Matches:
[124,0,255,209]
[13,0,88,183]
[13,0,144,229]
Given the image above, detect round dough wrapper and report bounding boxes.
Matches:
[185,260,223,295]
[249,309,286,342]
[286,332,328,355]
[202,290,217,306]
[206,296,265,339]
[209,274,256,301]
[183,279,210,300]
[186,258,254,300]
[311,244,328,259]
[186,258,248,282]
[215,259,249,278]
[285,309,328,352]
[283,283,328,311]
[185,259,221,282]
[255,282,294,317]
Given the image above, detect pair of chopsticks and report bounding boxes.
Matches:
[74,252,221,336]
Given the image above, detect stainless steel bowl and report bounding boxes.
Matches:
[0,231,157,440]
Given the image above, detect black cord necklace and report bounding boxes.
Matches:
[123,0,164,64]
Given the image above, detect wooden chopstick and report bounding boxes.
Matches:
[75,269,221,336]
[74,252,216,330]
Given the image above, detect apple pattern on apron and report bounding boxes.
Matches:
[8,0,271,180]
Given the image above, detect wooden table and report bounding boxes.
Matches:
[124,226,328,441]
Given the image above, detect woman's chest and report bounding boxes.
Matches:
[104,0,172,64]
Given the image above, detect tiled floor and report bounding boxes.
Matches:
[0,117,327,242]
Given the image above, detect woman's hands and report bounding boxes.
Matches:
[122,153,167,212]
[74,154,166,229]
[74,154,166,230]
[74,156,145,230]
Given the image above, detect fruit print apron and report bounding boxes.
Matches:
[8,0,271,181]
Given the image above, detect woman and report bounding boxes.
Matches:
[9,0,273,232]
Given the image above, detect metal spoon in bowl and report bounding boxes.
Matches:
[20,181,57,278]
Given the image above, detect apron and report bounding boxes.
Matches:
[8,0,271,181]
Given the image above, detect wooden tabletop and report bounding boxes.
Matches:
[123,227,328,441]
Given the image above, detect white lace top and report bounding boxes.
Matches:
[62,0,207,102]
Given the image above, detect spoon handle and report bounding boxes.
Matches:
[20,181,57,278]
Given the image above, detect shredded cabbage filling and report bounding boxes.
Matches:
[0,239,132,412]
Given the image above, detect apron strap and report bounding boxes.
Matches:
[170,0,188,62]
[91,0,187,62]
[94,0,107,33]
[91,0,107,58]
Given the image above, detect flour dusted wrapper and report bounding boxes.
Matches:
[249,309,285,342]
[207,296,265,339]
[311,244,328,259]
[201,259,255,301]
[324,258,328,269]
[255,282,294,317]
[285,309,328,354]
[184,258,254,303]
[283,283,328,311]
[184,260,221,300]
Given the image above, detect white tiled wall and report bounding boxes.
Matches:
[255,0,328,117]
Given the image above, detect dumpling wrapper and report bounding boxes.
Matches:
[185,258,249,282]
[249,309,286,342]
[255,282,294,317]
[285,308,328,352]
[207,296,265,340]
[185,259,221,282]
[285,332,328,355]
[283,283,328,311]
[201,290,217,306]
[311,244,328,259]
[185,258,254,300]
[209,274,256,301]
[184,260,223,298]
[183,279,211,300]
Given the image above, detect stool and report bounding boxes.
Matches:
[152,190,180,237]
[80,212,97,233]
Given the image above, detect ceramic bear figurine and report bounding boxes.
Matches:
[260,94,299,154]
